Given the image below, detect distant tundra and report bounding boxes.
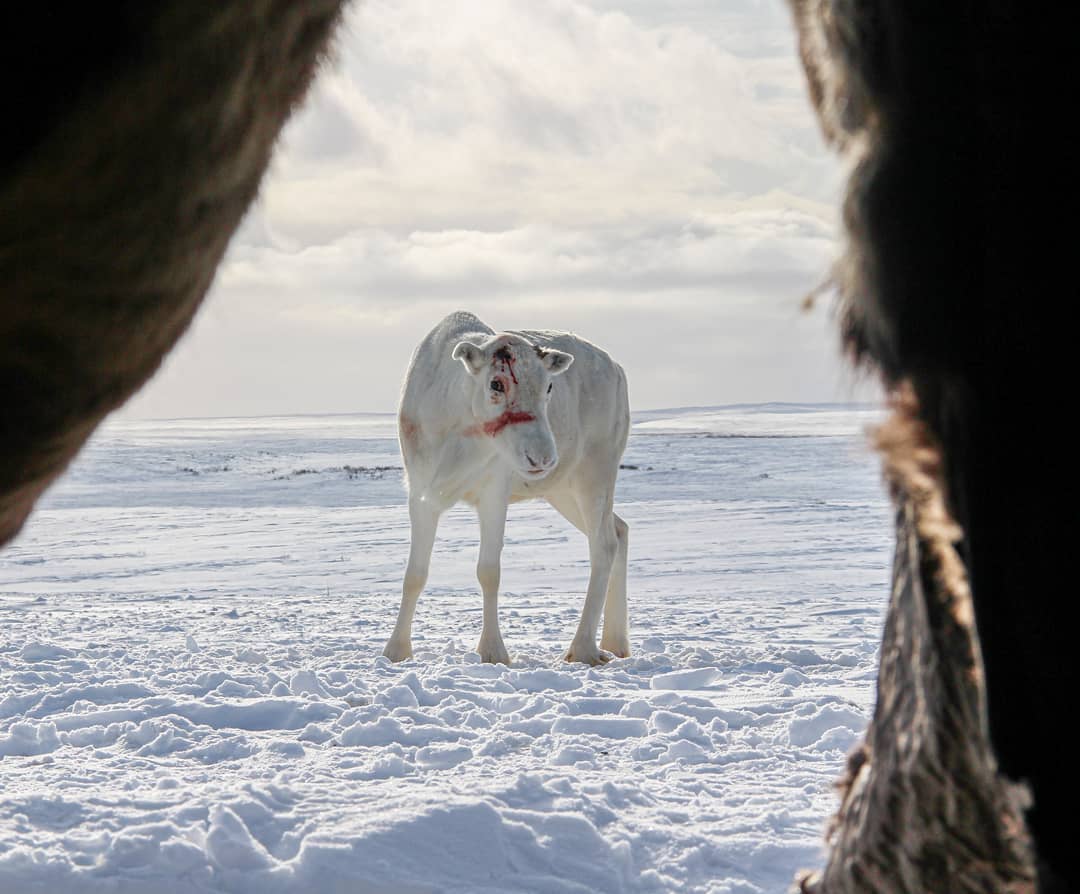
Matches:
[383,311,631,667]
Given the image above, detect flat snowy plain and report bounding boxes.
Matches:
[0,404,891,893]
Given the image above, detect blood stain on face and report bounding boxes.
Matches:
[462,345,536,436]
[493,346,519,384]
[482,410,535,436]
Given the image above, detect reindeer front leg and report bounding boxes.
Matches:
[476,490,511,665]
[384,497,440,662]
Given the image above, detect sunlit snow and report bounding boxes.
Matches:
[1,404,890,893]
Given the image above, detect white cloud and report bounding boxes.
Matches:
[253,0,839,241]
[124,0,866,420]
[223,204,833,303]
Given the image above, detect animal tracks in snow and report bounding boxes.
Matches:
[0,597,880,893]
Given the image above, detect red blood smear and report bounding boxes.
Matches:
[483,410,535,436]
[494,347,519,384]
[399,416,419,443]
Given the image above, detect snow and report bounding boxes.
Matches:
[0,404,891,893]
[648,668,721,690]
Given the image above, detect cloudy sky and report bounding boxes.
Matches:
[124,0,871,420]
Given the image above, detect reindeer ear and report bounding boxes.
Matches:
[452,341,487,375]
[542,349,574,376]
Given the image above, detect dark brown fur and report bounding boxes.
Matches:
[790,1,1069,890]
[798,389,1035,892]
[0,2,346,544]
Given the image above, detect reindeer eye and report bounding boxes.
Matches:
[490,379,504,393]
[547,383,553,393]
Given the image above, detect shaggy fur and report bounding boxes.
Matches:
[790,1,1068,890]
[798,389,1035,892]
[0,3,346,544]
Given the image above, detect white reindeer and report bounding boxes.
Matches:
[383,311,631,666]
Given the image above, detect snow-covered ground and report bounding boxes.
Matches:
[0,404,891,893]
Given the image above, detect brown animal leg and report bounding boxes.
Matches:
[798,390,1036,893]
[788,0,1071,887]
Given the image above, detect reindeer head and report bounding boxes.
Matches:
[452,334,573,479]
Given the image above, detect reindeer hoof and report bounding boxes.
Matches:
[382,639,413,662]
[600,634,631,658]
[564,642,613,666]
[477,638,511,665]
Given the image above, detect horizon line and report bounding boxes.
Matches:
[113,399,884,425]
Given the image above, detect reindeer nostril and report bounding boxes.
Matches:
[526,454,540,468]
